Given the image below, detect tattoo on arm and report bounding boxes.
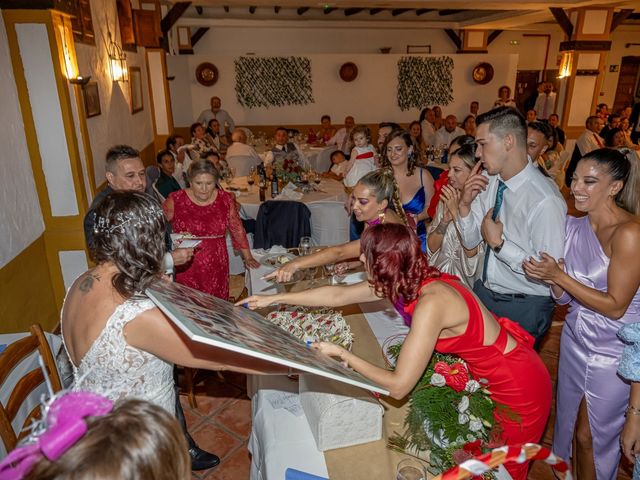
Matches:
[78,273,101,293]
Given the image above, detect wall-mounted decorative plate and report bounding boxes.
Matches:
[472,62,494,85]
[196,62,219,86]
[339,62,358,82]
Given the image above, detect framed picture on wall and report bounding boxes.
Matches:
[82,82,101,118]
[129,66,143,114]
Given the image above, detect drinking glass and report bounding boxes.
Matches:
[248,166,256,191]
[298,236,312,256]
[396,458,426,480]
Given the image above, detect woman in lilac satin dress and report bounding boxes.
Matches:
[524,147,640,479]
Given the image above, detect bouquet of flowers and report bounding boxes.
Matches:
[386,345,511,478]
[273,150,303,183]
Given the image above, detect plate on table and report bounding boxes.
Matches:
[259,252,297,268]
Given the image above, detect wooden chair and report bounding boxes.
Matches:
[0,324,62,452]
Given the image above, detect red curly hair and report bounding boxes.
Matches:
[360,223,440,304]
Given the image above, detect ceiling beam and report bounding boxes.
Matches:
[297,6,308,15]
[369,8,384,15]
[610,9,633,33]
[161,1,191,35]
[416,9,435,16]
[392,9,411,17]
[344,8,363,16]
[190,27,209,47]
[549,7,573,38]
[195,5,202,15]
[487,29,503,45]
[444,28,461,50]
[439,9,466,16]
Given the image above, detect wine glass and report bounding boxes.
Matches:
[396,458,426,480]
[298,236,312,256]
[247,167,256,191]
[325,263,335,284]
[313,171,321,186]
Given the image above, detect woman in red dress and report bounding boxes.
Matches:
[241,223,551,479]
[163,159,258,299]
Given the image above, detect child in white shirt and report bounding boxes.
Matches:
[344,125,376,188]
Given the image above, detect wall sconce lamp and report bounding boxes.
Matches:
[558,51,574,79]
[107,31,128,82]
[69,75,92,86]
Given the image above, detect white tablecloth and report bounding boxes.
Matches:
[0,332,62,457]
[227,176,350,249]
[255,145,337,174]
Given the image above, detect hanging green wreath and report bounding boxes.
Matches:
[234,56,314,109]
[397,56,454,111]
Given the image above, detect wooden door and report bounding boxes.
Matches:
[515,70,540,114]
[612,56,640,114]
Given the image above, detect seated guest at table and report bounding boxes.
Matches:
[266,169,406,283]
[526,109,537,124]
[316,114,337,144]
[163,160,258,300]
[167,134,191,188]
[381,129,436,251]
[427,142,484,288]
[434,115,465,148]
[326,115,355,155]
[203,150,230,181]
[323,150,347,180]
[197,96,235,137]
[604,127,626,148]
[599,113,620,140]
[226,129,262,166]
[523,148,640,480]
[548,113,566,146]
[409,120,427,164]
[493,85,516,109]
[419,108,437,146]
[6,397,191,480]
[462,114,477,137]
[244,223,551,480]
[265,127,300,167]
[206,118,229,152]
[377,122,402,152]
[344,125,377,188]
[190,122,217,159]
[620,117,640,149]
[155,150,182,199]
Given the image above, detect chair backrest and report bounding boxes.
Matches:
[306,201,349,247]
[0,324,62,451]
[226,155,260,177]
[254,201,311,249]
[315,146,338,173]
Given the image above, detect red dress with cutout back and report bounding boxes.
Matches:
[402,274,552,480]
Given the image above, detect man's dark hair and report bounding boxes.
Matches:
[156,149,171,164]
[165,134,183,150]
[275,126,288,134]
[607,114,621,125]
[528,121,554,141]
[378,122,401,131]
[105,145,140,173]
[585,115,600,127]
[475,106,527,148]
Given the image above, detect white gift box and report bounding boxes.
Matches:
[299,374,384,451]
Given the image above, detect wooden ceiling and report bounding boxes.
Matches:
[172,0,640,30]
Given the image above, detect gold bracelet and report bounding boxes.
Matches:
[626,405,640,416]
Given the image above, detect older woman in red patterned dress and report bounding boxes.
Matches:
[163,159,258,299]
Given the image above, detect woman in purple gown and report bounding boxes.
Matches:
[524,147,640,479]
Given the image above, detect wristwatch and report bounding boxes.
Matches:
[492,239,505,254]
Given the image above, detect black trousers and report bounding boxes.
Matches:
[473,280,555,350]
[174,367,196,449]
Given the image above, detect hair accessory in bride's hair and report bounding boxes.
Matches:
[93,207,164,236]
[0,358,113,480]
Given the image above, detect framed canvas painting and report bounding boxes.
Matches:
[129,66,143,114]
[83,82,101,118]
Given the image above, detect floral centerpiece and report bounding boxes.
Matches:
[386,345,513,478]
[273,150,303,184]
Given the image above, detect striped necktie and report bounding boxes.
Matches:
[482,180,507,283]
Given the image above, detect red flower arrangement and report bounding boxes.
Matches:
[434,360,469,392]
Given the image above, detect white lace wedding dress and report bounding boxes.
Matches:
[62,297,175,413]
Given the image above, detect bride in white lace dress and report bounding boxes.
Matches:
[62,191,285,413]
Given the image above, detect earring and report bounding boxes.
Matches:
[378,210,386,223]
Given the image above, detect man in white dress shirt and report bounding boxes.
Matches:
[434,115,465,148]
[197,96,235,136]
[564,115,605,187]
[226,129,262,164]
[326,115,355,155]
[533,82,557,121]
[421,109,437,146]
[458,106,567,348]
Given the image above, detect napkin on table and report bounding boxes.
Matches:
[284,468,328,480]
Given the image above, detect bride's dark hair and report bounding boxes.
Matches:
[91,191,167,298]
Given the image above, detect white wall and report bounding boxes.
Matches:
[75,0,155,186]
[0,13,45,269]
[168,53,518,127]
